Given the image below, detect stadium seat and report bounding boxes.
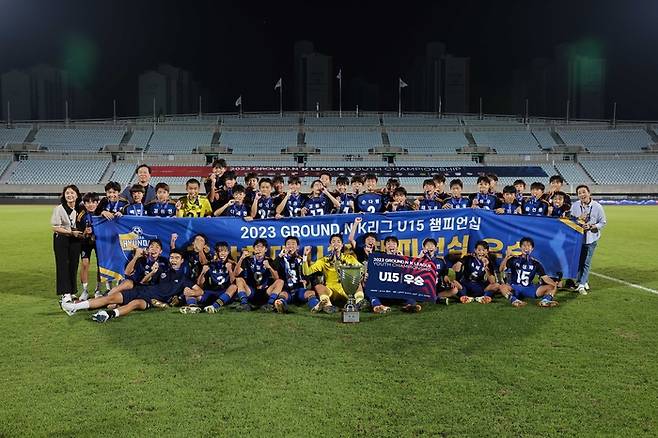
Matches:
[6,159,109,185]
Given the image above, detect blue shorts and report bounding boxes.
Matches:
[461,280,488,297]
[200,288,227,305]
[511,284,539,299]
[120,287,151,307]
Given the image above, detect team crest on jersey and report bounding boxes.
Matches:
[118,227,158,260]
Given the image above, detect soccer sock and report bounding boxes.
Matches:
[541,295,553,302]
[105,281,112,291]
[200,292,212,303]
[267,293,278,305]
[307,296,320,309]
[507,294,517,303]
[484,291,494,298]
[82,282,88,292]
[405,299,417,306]
[370,297,382,307]
[72,301,91,310]
[111,309,119,318]
[218,293,232,306]
[186,297,198,306]
[237,291,248,305]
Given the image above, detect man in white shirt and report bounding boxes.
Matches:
[570,185,607,295]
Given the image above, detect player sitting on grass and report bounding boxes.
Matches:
[170,233,211,283]
[382,235,423,313]
[61,249,202,323]
[108,239,169,298]
[303,234,373,314]
[273,236,320,314]
[498,237,559,308]
[419,238,460,305]
[495,185,521,215]
[77,192,102,299]
[233,238,283,311]
[181,242,238,314]
[452,240,500,304]
[146,183,177,217]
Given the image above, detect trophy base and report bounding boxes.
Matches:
[341,310,360,323]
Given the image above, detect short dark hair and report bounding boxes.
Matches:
[553,191,566,200]
[384,236,399,244]
[104,181,121,192]
[155,182,170,192]
[432,173,446,183]
[288,176,301,185]
[386,178,400,188]
[170,248,185,257]
[365,173,377,181]
[477,176,491,185]
[223,171,237,181]
[549,175,565,184]
[422,179,436,187]
[82,192,99,203]
[513,179,526,188]
[474,240,489,250]
[148,239,163,250]
[258,178,272,188]
[336,176,350,185]
[253,238,268,248]
[576,184,590,193]
[520,237,535,247]
[449,179,463,188]
[186,178,200,187]
[393,187,407,196]
[245,172,258,183]
[232,184,245,194]
[135,164,152,175]
[363,232,377,241]
[502,185,516,194]
[530,182,545,191]
[351,176,364,184]
[215,241,230,250]
[320,171,332,179]
[485,173,498,182]
[422,238,437,247]
[193,233,208,244]
[310,179,324,189]
[130,184,145,193]
[272,175,285,184]
[60,184,81,205]
[329,233,344,243]
[212,159,227,169]
[284,236,300,245]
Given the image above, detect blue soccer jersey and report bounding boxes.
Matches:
[204,260,232,291]
[418,193,443,210]
[131,256,169,285]
[470,193,499,210]
[276,253,305,290]
[122,202,147,216]
[281,193,307,217]
[446,196,471,209]
[500,201,520,214]
[337,193,355,214]
[303,195,332,216]
[550,205,568,218]
[508,256,546,287]
[356,192,385,213]
[183,249,211,281]
[254,196,276,219]
[96,197,129,214]
[146,200,177,217]
[224,202,249,218]
[241,256,275,291]
[521,197,550,216]
[458,254,490,284]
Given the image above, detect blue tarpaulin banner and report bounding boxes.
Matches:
[365,254,438,302]
[93,210,583,281]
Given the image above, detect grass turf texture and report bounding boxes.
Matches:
[1,205,657,437]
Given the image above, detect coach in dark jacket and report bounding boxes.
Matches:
[120,164,156,203]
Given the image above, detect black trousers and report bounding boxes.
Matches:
[53,234,82,295]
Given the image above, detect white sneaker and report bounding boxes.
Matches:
[61,293,73,303]
[584,282,590,291]
[576,284,588,295]
[79,291,89,301]
[94,290,104,298]
[60,300,76,316]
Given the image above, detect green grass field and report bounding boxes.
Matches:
[1,205,657,437]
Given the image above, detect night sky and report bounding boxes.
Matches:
[1,0,657,119]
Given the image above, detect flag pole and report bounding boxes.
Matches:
[338,69,342,118]
[398,79,402,117]
[279,79,283,117]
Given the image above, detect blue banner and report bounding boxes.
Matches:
[365,254,438,302]
[93,210,584,281]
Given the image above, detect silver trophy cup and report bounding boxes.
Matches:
[338,263,362,323]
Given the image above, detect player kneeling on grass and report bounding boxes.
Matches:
[419,238,460,305]
[61,249,202,323]
[452,240,501,304]
[273,236,320,314]
[181,241,238,314]
[233,238,284,311]
[107,240,169,297]
[498,237,558,308]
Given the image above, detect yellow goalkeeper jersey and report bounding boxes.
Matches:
[176,196,213,218]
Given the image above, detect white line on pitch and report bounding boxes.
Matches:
[590,272,658,296]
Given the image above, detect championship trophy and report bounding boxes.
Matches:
[338,262,362,324]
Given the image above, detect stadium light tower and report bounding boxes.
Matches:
[337,69,342,118]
